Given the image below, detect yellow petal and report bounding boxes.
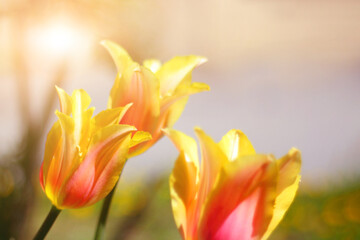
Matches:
[90,124,137,147]
[156,55,207,96]
[93,103,132,132]
[55,86,72,115]
[162,82,210,107]
[164,97,188,129]
[261,148,301,240]
[129,131,152,148]
[41,121,62,188]
[194,127,228,209]
[69,89,94,148]
[170,151,198,238]
[101,40,134,74]
[163,82,210,106]
[218,129,256,161]
[143,59,162,73]
[276,148,301,193]
[55,110,75,141]
[165,129,200,239]
[52,111,77,205]
[71,89,91,114]
[161,82,210,128]
[102,41,140,111]
[163,128,199,168]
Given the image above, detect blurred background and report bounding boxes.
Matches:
[1,0,360,239]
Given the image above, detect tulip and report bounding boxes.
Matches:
[165,128,301,240]
[102,40,210,157]
[39,87,151,209]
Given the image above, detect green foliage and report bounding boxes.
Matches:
[271,179,360,240]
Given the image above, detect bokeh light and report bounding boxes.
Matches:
[27,18,93,60]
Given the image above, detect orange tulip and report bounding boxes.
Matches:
[165,128,301,240]
[102,40,210,157]
[39,87,151,209]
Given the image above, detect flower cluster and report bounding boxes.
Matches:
[165,128,301,240]
[37,41,301,240]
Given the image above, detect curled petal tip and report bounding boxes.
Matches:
[289,147,301,155]
[100,39,112,47]
[123,102,133,111]
[194,126,204,134]
[286,148,302,165]
[201,83,211,91]
[198,57,208,65]
[54,85,68,98]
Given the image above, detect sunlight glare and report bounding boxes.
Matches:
[29,20,91,59]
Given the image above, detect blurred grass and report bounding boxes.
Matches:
[23,175,360,240]
[271,178,360,240]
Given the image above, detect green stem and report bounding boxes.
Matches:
[33,205,61,240]
[94,167,124,240]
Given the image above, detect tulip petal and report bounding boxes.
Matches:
[103,41,141,111]
[60,125,136,208]
[110,67,160,158]
[91,124,136,147]
[200,155,278,240]
[41,121,62,189]
[143,59,162,73]
[129,131,152,148]
[128,81,209,158]
[55,86,72,115]
[161,82,210,112]
[163,128,199,167]
[47,111,76,206]
[165,129,200,239]
[261,148,301,240]
[156,55,207,96]
[70,89,94,149]
[275,148,301,193]
[93,104,132,132]
[101,40,134,74]
[218,129,256,161]
[71,89,91,114]
[55,111,75,166]
[111,67,160,127]
[195,128,228,213]
[170,152,198,239]
[161,82,210,130]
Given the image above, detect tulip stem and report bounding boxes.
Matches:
[94,175,121,240]
[33,205,61,240]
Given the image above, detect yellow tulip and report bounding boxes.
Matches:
[165,128,301,240]
[39,87,151,209]
[102,40,210,157]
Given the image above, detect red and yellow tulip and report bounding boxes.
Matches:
[102,40,210,157]
[165,128,301,240]
[39,87,151,209]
